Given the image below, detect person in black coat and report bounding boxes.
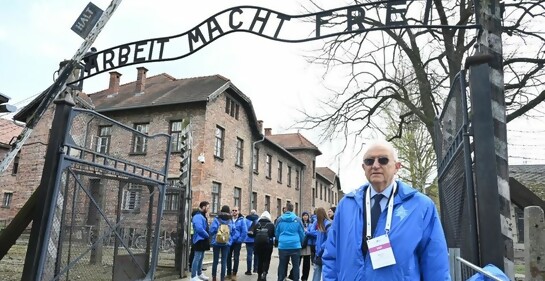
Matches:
[249,211,275,281]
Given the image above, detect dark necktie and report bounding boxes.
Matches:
[371,194,384,236]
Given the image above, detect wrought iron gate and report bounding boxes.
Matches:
[32,105,172,281]
[435,70,480,280]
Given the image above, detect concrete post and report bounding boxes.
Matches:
[475,0,514,276]
[524,206,545,280]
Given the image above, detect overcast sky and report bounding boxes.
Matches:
[1,0,544,194]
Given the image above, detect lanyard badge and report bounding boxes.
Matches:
[365,183,397,269]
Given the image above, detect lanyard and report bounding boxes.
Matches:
[365,182,397,239]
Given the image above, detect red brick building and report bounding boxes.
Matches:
[0,68,342,227]
[0,118,24,216]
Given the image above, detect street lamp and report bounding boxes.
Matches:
[0,92,17,113]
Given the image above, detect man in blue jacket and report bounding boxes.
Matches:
[191,201,210,281]
[322,140,450,280]
[226,207,247,280]
[276,202,305,281]
[244,209,260,275]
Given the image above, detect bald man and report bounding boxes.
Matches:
[322,140,450,280]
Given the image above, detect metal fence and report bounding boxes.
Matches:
[36,107,172,281]
[435,70,480,280]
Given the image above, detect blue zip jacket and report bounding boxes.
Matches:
[233,214,248,244]
[302,211,316,246]
[322,180,450,280]
[210,213,236,247]
[275,211,305,250]
[309,219,332,256]
[191,211,209,245]
[244,214,260,243]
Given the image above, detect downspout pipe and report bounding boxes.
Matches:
[249,135,265,212]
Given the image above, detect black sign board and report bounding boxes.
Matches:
[72,2,479,84]
[71,2,103,39]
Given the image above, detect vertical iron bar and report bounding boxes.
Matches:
[22,96,75,281]
[459,70,480,264]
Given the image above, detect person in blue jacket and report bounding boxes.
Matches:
[226,207,248,280]
[308,207,331,281]
[322,140,450,280]
[244,209,260,275]
[275,202,305,281]
[191,201,211,281]
[210,205,237,281]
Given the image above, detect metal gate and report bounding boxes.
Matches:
[434,69,480,280]
[29,103,172,281]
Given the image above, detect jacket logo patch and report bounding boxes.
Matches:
[395,206,408,220]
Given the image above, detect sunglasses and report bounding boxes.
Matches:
[363,157,390,166]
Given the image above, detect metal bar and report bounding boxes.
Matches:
[456,257,504,281]
[469,63,504,267]
[459,70,480,265]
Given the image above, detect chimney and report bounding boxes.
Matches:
[108,71,122,95]
[264,128,272,136]
[257,120,263,134]
[135,67,148,93]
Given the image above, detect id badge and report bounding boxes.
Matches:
[367,234,396,269]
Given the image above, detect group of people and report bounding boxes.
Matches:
[190,199,337,281]
[191,139,452,280]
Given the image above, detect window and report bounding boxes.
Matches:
[295,169,300,190]
[164,179,180,212]
[276,198,282,218]
[214,126,225,158]
[225,96,240,120]
[12,154,19,175]
[287,166,292,187]
[312,188,316,207]
[265,195,271,212]
[320,184,323,200]
[295,202,299,215]
[234,187,241,210]
[236,138,244,166]
[266,154,272,179]
[132,123,149,153]
[170,121,185,152]
[252,192,258,210]
[96,125,112,154]
[212,182,221,214]
[2,192,13,208]
[122,184,142,211]
[277,161,283,183]
[312,160,316,178]
[252,147,259,172]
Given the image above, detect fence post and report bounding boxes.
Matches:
[524,206,545,280]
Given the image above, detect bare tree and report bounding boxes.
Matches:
[299,0,545,148]
[381,103,439,203]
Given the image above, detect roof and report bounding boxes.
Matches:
[316,167,342,191]
[266,133,322,156]
[89,73,229,111]
[0,118,23,145]
[510,165,545,183]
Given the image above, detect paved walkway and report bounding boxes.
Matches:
[174,248,315,281]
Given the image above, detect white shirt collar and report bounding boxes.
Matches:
[369,181,394,199]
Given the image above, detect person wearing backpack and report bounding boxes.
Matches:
[244,209,260,275]
[308,207,331,281]
[249,211,276,281]
[275,202,305,281]
[210,205,236,281]
[226,207,247,280]
[191,202,211,281]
